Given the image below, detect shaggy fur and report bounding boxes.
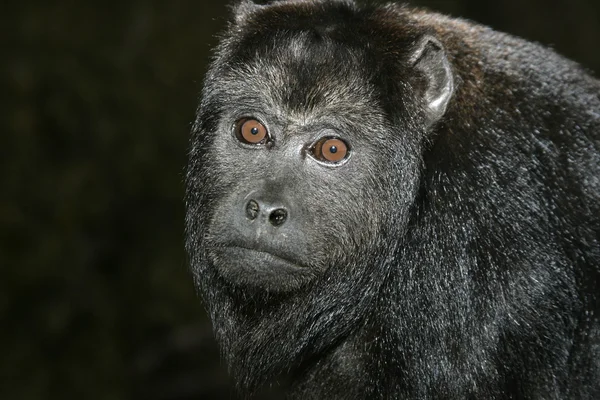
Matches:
[185,0,600,398]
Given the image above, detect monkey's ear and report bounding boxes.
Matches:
[410,36,454,127]
[231,0,263,24]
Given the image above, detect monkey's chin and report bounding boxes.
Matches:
[209,246,316,292]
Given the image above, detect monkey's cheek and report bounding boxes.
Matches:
[208,246,316,291]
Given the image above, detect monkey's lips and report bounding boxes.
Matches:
[208,245,315,290]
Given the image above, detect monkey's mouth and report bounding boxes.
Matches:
[228,245,302,266]
[207,245,314,290]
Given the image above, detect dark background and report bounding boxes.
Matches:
[2,0,599,399]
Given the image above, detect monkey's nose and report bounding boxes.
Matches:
[245,199,288,227]
[268,208,288,227]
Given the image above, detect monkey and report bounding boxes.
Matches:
[184,0,600,398]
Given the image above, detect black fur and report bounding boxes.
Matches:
[185,0,600,398]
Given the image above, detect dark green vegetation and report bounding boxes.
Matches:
[2,1,599,399]
[2,3,226,399]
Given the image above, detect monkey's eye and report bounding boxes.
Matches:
[311,137,349,164]
[234,118,268,145]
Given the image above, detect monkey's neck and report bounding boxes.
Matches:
[283,326,381,400]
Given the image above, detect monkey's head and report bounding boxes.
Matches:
[185,0,454,391]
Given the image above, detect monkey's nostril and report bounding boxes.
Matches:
[245,199,259,220]
[269,208,288,227]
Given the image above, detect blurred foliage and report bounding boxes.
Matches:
[2,2,230,399]
[1,1,598,399]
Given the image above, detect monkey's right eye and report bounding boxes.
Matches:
[234,118,268,145]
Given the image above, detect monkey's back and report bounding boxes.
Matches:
[408,9,600,205]
[397,10,600,395]
[407,11,600,388]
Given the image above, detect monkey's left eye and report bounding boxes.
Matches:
[234,118,269,145]
[311,137,349,164]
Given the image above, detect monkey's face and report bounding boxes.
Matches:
[187,31,422,294]
[186,1,454,298]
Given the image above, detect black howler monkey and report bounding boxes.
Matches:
[185,0,600,398]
